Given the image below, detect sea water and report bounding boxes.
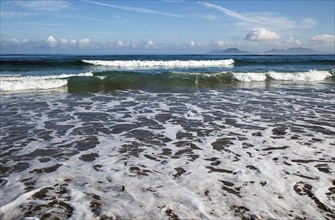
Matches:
[0,54,334,219]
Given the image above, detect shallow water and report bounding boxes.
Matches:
[1,82,334,219]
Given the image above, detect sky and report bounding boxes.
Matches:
[0,0,334,54]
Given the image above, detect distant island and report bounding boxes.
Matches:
[211,47,318,54]
[210,48,247,54]
[265,47,318,54]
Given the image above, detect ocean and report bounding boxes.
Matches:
[0,54,334,219]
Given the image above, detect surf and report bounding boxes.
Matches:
[1,70,333,92]
[82,59,235,68]
[0,72,93,91]
[233,70,332,82]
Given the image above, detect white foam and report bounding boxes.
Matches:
[0,72,93,91]
[232,70,331,82]
[268,70,332,81]
[1,84,334,219]
[70,188,95,220]
[0,186,52,214]
[0,78,68,91]
[233,72,267,82]
[82,59,235,68]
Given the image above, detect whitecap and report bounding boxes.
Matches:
[0,72,93,91]
[82,59,235,68]
[232,70,331,82]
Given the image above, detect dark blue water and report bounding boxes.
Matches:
[1,54,334,73]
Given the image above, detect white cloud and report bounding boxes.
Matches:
[46,36,57,47]
[145,40,155,48]
[190,40,196,47]
[82,0,183,18]
[301,18,317,29]
[16,0,70,11]
[2,37,29,44]
[78,38,91,48]
[69,39,77,46]
[213,40,225,47]
[59,38,69,46]
[245,28,280,41]
[310,34,335,44]
[116,40,124,47]
[173,40,210,50]
[10,38,20,44]
[283,36,301,46]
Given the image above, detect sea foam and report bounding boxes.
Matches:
[267,70,332,81]
[232,70,332,82]
[1,88,334,219]
[82,59,235,68]
[0,72,93,91]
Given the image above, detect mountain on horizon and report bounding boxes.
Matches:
[265,47,318,54]
[211,47,319,54]
[210,48,246,54]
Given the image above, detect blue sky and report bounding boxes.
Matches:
[1,0,334,54]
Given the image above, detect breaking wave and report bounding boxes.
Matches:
[82,59,235,68]
[0,70,333,92]
[233,70,332,82]
[0,72,93,91]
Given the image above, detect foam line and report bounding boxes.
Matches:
[0,72,93,91]
[267,70,332,81]
[0,186,52,213]
[82,59,235,68]
[232,70,331,82]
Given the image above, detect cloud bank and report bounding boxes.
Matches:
[46,36,57,47]
[1,34,334,54]
[310,34,335,44]
[1,35,231,53]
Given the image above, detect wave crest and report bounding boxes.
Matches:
[1,70,332,92]
[233,70,331,82]
[82,59,235,68]
[0,72,93,91]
